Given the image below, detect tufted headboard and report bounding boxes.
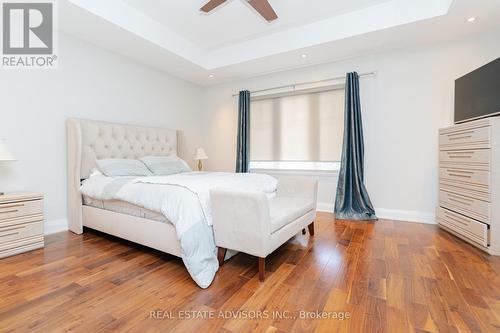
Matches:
[66,118,178,233]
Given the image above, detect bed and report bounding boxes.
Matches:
[66,118,278,288]
[67,118,183,257]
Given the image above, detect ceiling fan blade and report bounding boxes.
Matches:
[247,0,278,21]
[200,0,227,12]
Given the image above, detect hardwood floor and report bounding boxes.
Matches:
[1,212,500,333]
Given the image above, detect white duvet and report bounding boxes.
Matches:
[79,171,277,288]
[135,172,277,227]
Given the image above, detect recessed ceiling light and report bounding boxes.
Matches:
[301,54,307,59]
[208,74,214,78]
[467,17,477,22]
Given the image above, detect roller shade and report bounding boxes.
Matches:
[250,88,345,162]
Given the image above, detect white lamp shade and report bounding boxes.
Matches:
[194,148,208,160]
[0,139,16,161]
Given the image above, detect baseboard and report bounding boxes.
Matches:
[375,208,436,224]
[316,203,436,224]
[44,218,69,235]
[316,202,333,213]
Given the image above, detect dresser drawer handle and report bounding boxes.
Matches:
[0,203,25,209]
[0,203,26,214]
[0,231,19,238]
[446,192,475,205]
[444,213,469,227]
[447,151,474,155]
[448,135,473,141]
[0,209,19,214]
[446,152,474,159]
[449,198,472,206]
[446,169,474,174]
[0,225,24,237]
[448,156,473,160]
[447,173,472,179]
[447,130,474,137]
[447,192,474,200]
[1,225,25,232]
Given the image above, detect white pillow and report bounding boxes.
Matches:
[89,168,103,177]
[140,155,191,176]
[96,159,152,177]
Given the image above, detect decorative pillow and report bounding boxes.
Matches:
[96,159,152,177]
[140,155,191,176]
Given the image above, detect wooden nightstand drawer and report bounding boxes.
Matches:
[0,193,44,258]
[0,235,44,258]
[0,220,43,244]
[0,199,43,221]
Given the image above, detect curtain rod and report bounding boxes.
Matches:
[231,71,376,97]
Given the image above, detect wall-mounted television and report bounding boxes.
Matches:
[455,57,500,123]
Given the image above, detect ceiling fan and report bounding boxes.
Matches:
[201,0,278,22]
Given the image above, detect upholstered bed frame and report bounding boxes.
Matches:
[67,118,182,257]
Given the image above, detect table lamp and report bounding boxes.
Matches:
[194,148,208,171]
[0,139,16,195]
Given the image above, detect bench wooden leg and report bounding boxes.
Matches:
[308,222,315,236]
[258,257,265,282]
[217,247,227,267]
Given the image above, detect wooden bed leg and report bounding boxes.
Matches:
[302,228,306,235]
[217,247,227,267]
[258,257,265,282]
[308,222,315,236]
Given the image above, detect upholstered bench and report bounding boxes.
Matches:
[211,177,317,281]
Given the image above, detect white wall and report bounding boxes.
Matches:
[0,33,203,234]
[200,32,500,223]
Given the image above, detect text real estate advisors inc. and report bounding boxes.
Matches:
[149,310,352,320]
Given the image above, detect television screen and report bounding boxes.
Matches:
[455,57,500,123]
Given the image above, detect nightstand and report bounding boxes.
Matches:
[0,192,44,258]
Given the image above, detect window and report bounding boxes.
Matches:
[249,87,345,171]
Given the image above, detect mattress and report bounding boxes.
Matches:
[83,195,168,223]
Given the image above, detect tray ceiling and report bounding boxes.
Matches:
[59,0,500,85]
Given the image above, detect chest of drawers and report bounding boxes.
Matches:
[438,117,500,255]
[0,192,44,258]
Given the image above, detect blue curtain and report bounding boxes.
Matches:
[236,90,250,173]
[334,72,377,220]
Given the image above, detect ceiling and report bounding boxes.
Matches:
[59,0,500,86]
[121,0,389,50]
